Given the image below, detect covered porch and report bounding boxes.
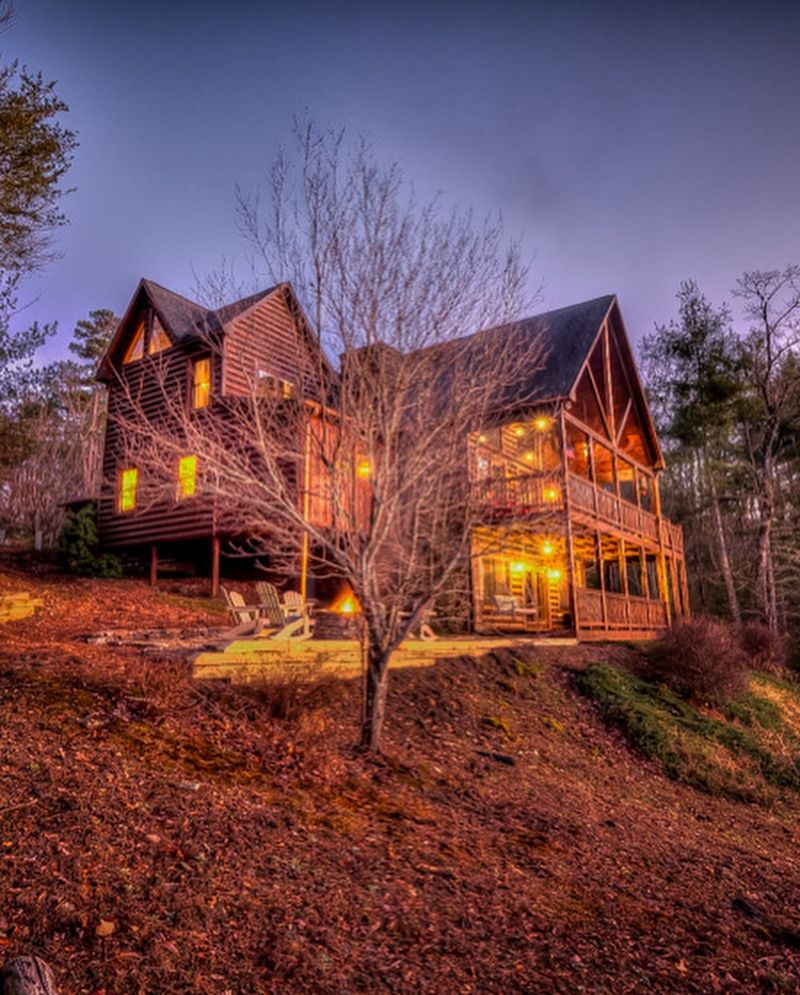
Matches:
[471,525,683,639]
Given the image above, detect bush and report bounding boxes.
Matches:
[57,502,123,578]
[645,617,748,704]
[738,622,789,676]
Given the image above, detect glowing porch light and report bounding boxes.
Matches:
[544,486,560,501]
[547,568,562,582]
[356,457,372,478]
[524,451,536,462]
[534,416,550,431]
[510,561,526,574]
[514,425,525,437]
[541,541,554,556]
[478,433,488,443]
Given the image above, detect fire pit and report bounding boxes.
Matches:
[313,586,362,639]
[313,610,362,640]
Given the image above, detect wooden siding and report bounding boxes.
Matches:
[222,290,322,399]
[99,345,220,549]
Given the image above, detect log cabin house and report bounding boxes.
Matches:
[97,279,687,640]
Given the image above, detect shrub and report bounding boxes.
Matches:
[57,502,123,578]
[645,617,748,704]
[738,622,789,676]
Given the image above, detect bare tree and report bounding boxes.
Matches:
[115,122,544,750]
[734,266,800,631]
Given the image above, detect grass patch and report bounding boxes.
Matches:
[579,662,800,803]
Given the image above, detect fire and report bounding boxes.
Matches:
[329,585,361,614]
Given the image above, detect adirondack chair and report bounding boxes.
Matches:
[282,590,305,614]
[220,586,264,636]
[255,582,314,639]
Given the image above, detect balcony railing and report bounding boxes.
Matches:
[576,588,668,631]
[474,469,685,556]
[568,472,661,544]
[475,472,563,520]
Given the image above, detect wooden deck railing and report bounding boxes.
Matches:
[577,587,668,631]
[475,472,563,520]
[568,472,661,544]
[475,469,684,556]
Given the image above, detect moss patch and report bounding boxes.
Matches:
[578,663,800,803]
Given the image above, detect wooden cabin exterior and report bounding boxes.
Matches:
[97,280,686,639]
[96,279,329,584]
[466,295,688,640]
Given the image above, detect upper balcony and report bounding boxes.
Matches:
[474,469,683,555]
[567,472,683,555]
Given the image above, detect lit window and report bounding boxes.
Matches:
[118,467,138,512]
[192,358,211,409]
[280,378,294,399]
[122,323,145,364]
[177,455,197,500]
[356,457,371,478]
[149,317,171,355]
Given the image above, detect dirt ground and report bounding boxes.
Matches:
[1,559,799,994]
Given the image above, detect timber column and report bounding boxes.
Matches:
[559,409,580,634]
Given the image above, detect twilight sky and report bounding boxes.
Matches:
[8,0,800,362]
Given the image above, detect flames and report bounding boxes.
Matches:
[329,584,361,615]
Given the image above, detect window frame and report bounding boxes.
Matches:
[117,467,138,513]
[191,355,212,410]
[176,454,198,501]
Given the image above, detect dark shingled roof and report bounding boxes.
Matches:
[466,294,615,401]
[142,279,224,343]
[414,294,615,408]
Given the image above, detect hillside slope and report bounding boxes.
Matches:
[0,566,799,994]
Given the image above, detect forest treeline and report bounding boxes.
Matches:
[641,269,800,646]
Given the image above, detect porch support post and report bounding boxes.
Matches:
[149,543,158,587]
[680,558,690,619]
[619,536,629,627]
[559,410,579,635]
[653,472,672,626]
[597,530,608,631]
[211,536,220,597]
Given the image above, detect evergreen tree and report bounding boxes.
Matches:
[642,281,743,621]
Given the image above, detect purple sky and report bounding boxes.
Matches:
[8,0,800,362]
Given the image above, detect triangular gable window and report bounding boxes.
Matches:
[574,368,610,440]
[588,332,609,418]
[617,400,653,465]
[149,316,171,355]
[122,322,145,364]
[610,332,634,437]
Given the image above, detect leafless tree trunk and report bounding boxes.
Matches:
[707,469,741,625]
[734,266,800,631]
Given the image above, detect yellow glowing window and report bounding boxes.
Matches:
[356,457,372,479]
[192,358,211,409]
[177,455,197,500]
[149,317,171,355]
[118,467,138,512]
[122,323,145,364]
